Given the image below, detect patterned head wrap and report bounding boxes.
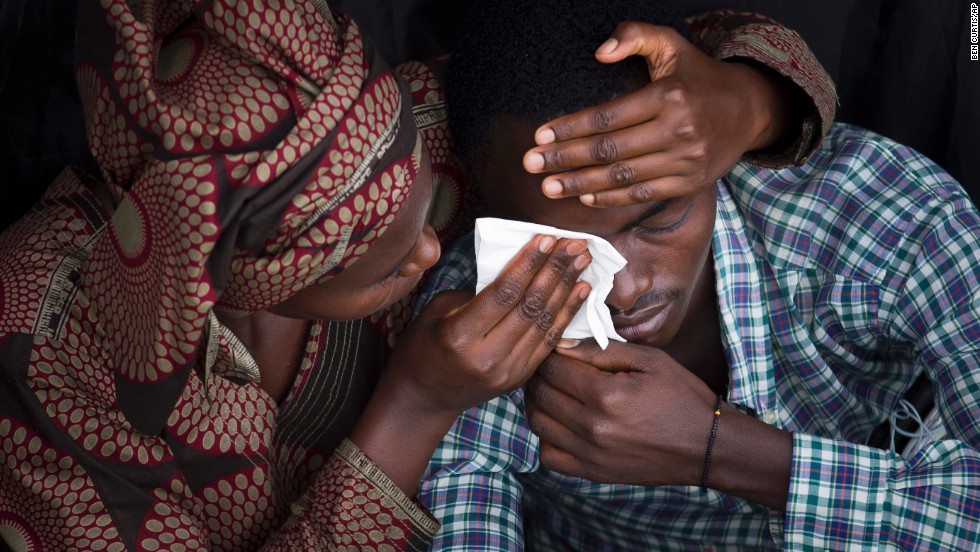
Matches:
[74,0,423,432]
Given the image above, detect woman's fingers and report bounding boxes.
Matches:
[448,236,591,349]
[525,281,591,365]
[451,234,559,336]
[489,240,591,362]
[527,21,687,151]
[540,149,705,205]
[405,236,595,409]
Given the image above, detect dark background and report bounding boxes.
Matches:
[2,0,978,231]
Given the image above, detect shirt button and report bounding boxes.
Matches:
[763,409,778,424]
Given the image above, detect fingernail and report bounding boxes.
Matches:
[543,179,563,197]
[573,254,591,270]
[580,194,596,206]
[539,235,556,252]
[597,38,618,55]
[557,338,581,348]
[525,152,545,172]
[565,241,586,256]
[536,128,556,145]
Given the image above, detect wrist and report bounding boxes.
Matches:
[724,60,799,153]
[702,403,792,510]
[356,370,462,443]
[348,371,461,495]
[698,395,723,492]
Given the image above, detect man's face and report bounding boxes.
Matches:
[477,118,717,348]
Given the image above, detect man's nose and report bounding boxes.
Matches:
[605,264,653,314]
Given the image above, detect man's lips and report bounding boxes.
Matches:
[611,303,670,341]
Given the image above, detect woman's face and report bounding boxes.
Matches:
[268,144,440,320]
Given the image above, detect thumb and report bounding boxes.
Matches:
[555,340,655,373]
[595,21,683,80]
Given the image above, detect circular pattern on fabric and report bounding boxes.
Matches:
[0,514,41,552]
[74,63,126,187]
[0,419,124,550]
[154,25,291,155]
[203,0,337,88]
[156,32,202,85]
[165,369,273,456]
[198,468,278,550]
[28,337,170,464]
[268,444,326,501]
[110,196,150,267]
[90,158,220,384]
[138,477,208,551]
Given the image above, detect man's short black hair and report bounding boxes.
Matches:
[446,0,692,172]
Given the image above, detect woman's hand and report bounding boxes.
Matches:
[390,235,593,416]
[524,21,798,207]
[351,235,592,493]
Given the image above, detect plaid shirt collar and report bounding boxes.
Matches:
[713,178,777,417]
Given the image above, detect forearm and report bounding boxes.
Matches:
[708,59,807,157]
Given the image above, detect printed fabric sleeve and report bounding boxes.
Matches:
[778,137,980,550]
[687,10,838,168]
[262,439,440,551]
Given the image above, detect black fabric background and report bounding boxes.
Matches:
[2,0,978,231]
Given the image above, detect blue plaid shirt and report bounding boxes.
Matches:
[414,123,980,550]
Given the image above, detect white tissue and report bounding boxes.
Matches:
[474,217,627,349]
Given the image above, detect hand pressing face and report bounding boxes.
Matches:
[476,117,717,348]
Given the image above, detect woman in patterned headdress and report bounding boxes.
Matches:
[0,0,596,549]
[0,0,837,549]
